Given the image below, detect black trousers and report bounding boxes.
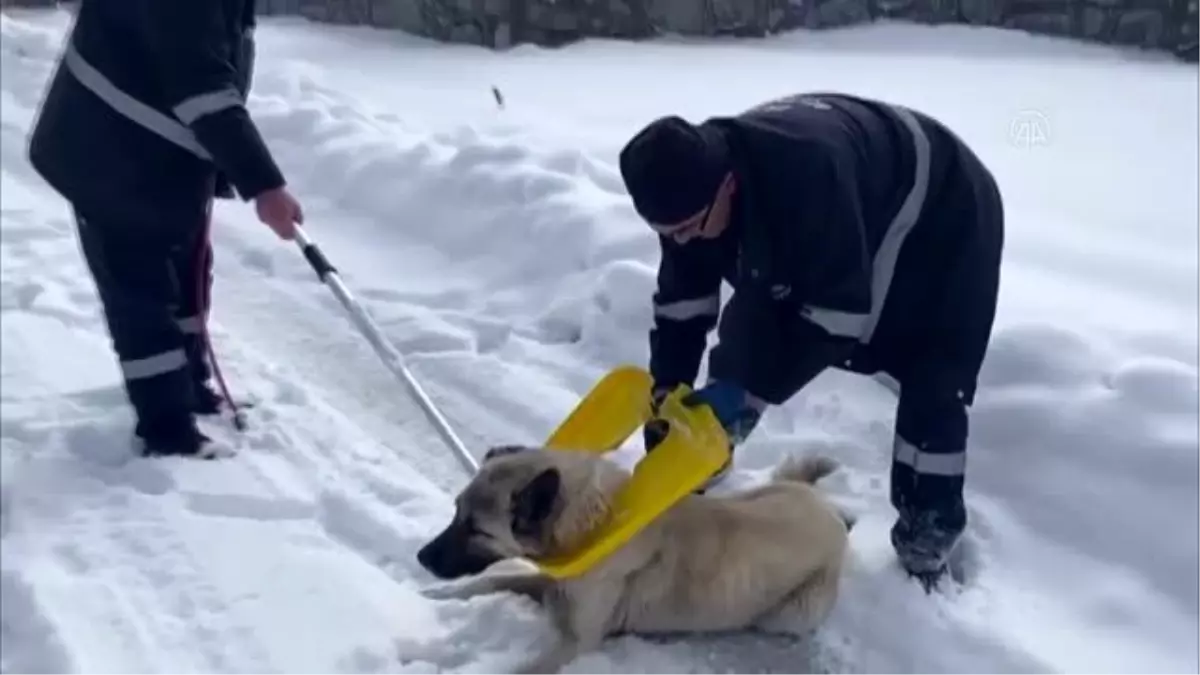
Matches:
[73,201,215,437]
[772,132,998,576]
[884,136,1004,556]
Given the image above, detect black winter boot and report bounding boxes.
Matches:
[890,504,966,592]
[135,414,219,459]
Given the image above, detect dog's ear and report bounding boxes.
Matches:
[483,445,529,463]
[511,467,560,537]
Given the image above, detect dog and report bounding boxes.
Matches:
[416,444,854,674]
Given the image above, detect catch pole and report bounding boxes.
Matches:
[291,226,480,475]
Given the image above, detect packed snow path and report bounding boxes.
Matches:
[1,9,1197,674]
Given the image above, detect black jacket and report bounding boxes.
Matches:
[27,0,283,232]
[648,93,997,404]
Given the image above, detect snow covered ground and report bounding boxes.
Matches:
[1,7,1197,673]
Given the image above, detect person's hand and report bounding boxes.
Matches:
[681,380,763,446]
[255,185,303,240]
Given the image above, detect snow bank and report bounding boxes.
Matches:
[1,8,1196,674]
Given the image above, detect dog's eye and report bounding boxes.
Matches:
[510,509,539,539]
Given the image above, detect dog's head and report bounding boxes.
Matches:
[417,444,629,580]
[416,445,574,580]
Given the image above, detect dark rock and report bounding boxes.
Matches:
[808,0,873,27]
[372,0,428,31]
[1079,5,1106,40]
[1005,11,1073,36]
[709,0,765,35]
[646,0,707,33]
[959,0,1001,23]
[877,0,961,23]
[1112,7,1165,45]
[448,19,484,42]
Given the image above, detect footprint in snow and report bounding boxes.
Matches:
[1102,355,1198,414]
[240,248,276,277]
[12,281,43,310]
[58,417,177,496]
[0,567,76,674]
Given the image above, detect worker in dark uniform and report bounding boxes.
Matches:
[27,0,303,458]
[619,93,1004,590]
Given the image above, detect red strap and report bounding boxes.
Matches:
[196,199,243,429]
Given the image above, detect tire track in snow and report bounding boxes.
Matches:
[1,320,464,672]
[1,404,277,672]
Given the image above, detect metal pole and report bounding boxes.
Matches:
[291,226,480,474]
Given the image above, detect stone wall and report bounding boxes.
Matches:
[1,0,1191,59]
[258,0,1197,59]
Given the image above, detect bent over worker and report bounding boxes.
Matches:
[28,0,304,458]
[618,92,1004,589]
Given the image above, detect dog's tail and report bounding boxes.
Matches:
[773,454,857,532]
[772,454,840,485]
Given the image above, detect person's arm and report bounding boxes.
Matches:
[143,1,284,201]
[648,235,724,396]
[708,147,871,405]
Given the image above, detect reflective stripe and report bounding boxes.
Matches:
[654,294,720,321]
[62,42,213,161]
[872,371,901,397]
[894,436,965,477]
[801,305,869,338]
[859,105,931,344]
[173,88,243,125]
[120,348,188,381]
[176,315,203,334]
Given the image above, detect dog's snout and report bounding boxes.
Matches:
[417,526,474,580]
[417,533,452,576]
[417,523,504,580]
[416,541,437,571]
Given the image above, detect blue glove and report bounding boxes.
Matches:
[681,380,763,446]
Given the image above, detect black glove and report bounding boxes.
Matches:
[642,385,672,452]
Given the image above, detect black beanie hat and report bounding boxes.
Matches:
[619,115,729,226]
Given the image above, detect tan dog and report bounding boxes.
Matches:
[416,444,854,674]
